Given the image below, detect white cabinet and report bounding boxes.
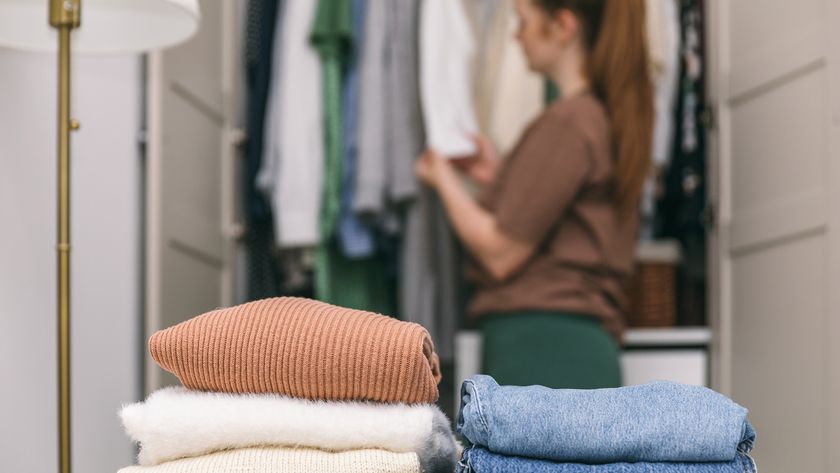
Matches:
[620,328,712,387]
[707,0,840,470]
[621,351,706,387]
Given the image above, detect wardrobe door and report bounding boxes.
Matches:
[708,0,840,471]
[145,0,242,392]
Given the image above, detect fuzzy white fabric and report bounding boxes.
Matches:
[120,388,458,473]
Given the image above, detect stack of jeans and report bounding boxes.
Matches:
[456,375,757,472]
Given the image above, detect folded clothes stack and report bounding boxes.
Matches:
[455,375,757,473]
[116,297,459,473]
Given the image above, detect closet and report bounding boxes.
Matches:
[142,1,840,472]
[145,0,242,390]
[707,0,840,471]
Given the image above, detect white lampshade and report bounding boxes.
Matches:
[0,0,200,53]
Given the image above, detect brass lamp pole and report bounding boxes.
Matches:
[0,2,198,472]
[49,1,80,472]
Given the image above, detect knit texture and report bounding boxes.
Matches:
[149,297,442,403]
[120,387,459,472]
[118,447,421,473]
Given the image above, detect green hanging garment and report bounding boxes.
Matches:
[310,0,393,315]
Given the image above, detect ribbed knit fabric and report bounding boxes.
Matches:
[118,447,421,473]
[149,297,442,403]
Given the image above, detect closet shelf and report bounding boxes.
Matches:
[624,327,712,348]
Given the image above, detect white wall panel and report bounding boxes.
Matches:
[0,49,141,473]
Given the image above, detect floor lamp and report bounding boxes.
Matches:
[0,1,199,472]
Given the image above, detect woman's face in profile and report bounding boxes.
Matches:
[513,0,578,76]
[514,0,552,73]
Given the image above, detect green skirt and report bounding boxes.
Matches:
[481,311,621,389]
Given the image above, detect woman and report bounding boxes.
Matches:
[415,0,653,389]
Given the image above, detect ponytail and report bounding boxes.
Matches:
[536,0,654,218]
[589,0,653,217]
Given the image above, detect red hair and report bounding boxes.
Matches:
[536,0,654,217]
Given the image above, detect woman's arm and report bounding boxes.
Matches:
[416,149,536,281]
[450,135,502,192]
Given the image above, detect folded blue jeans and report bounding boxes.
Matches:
[457,375,755,463]
[456,447,758,473]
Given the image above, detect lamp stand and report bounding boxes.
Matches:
[50,1,80,473]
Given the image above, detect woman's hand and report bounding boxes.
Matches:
[417,140,536,282]
[452,135,501,186]
[415,148,457,190]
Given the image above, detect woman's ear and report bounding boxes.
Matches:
[551,9,581,46]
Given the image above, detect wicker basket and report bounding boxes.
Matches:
[624,240,681,328]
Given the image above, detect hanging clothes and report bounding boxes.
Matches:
[354,0,388,218]
[311,0,352,303]
[401,187,462,362]
[400,0,543,361]
[320,237,396,315]
[338,0,376,259]
[354,0,425,220]
[311,0,394,315]
[467,0,543,157]
[311,0,352,243]
[647,0,681,169]
[400,0,481,362]
[468,0,503,113]
[655,0,707,326]
[419,0,480,157]
[387,1,426,203]
[258,0,324,248]
[243,0,284,300]
[641,0,681,240]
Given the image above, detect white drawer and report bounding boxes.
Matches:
[620,349,708,387]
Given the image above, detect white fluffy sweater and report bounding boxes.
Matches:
[120,388,458,473]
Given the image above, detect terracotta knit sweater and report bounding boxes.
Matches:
[149,297,442,403]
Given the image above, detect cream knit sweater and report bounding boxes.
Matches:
[118,448,421,473]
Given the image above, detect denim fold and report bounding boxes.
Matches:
[455,446,758,473]
[457,375,755,464]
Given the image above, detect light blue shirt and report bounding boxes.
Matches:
[338,0,376,258]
